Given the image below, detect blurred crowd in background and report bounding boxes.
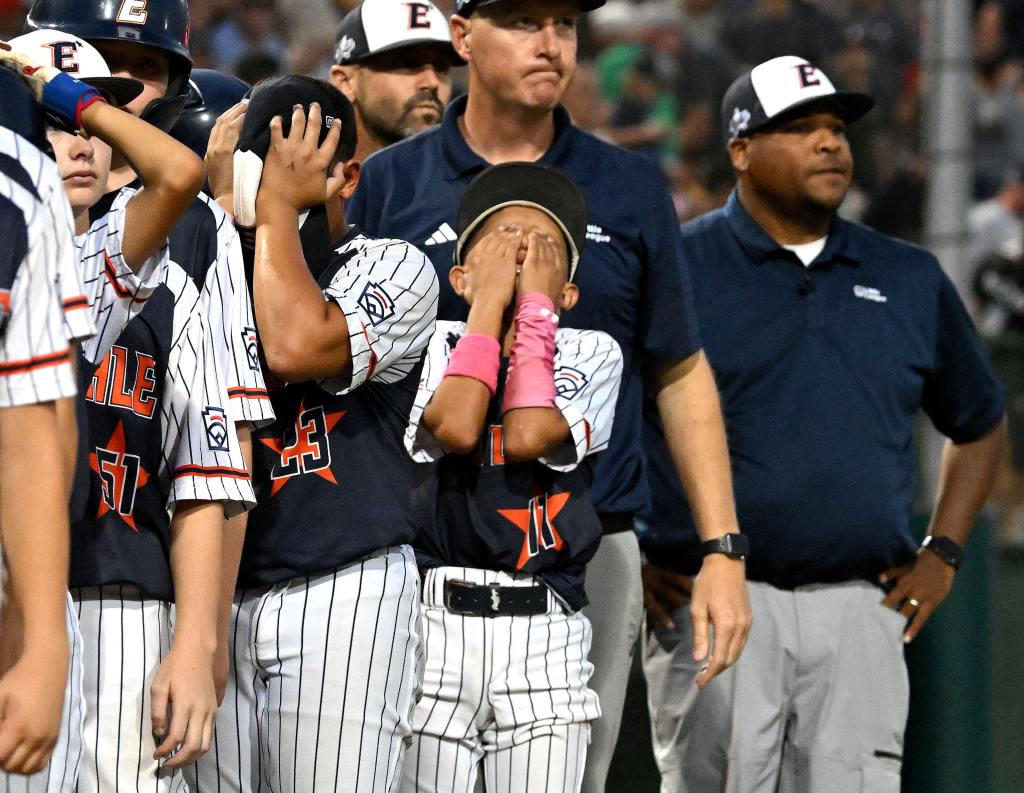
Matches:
[4,0,1024,546]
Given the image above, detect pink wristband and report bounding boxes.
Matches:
[444,333,501,396]
[502,292,558,412]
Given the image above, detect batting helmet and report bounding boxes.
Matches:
[0,69,51,155]
[170,69,251,158]
[25,0,193,132]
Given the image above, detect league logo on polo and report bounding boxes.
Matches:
[358,280,397,326]
[554,366,589,399]
[203,406,230,452]
[242,326,260,371]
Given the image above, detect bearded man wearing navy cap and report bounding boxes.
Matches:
[639,55,1007,793]
[329,0,461,161]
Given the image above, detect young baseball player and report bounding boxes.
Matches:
[27,0,275,718]
[0,73,81,777]
[3,33,256,793]
[185,76,438,793]
[403,162,622,793]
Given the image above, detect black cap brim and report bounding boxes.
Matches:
[85,76,145,108]
[456,0,605,16]
[747,90,875,137]
[455,162,588,280]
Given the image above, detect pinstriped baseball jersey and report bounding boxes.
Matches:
[0,127,95,344]
[168,193,274,426]
[406,321,623,610]
[73,256,255,601]
[242,229,438,587]
[0,174,76,407]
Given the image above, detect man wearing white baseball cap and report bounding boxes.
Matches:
[639,55,1006,793]
[329,0,461,161]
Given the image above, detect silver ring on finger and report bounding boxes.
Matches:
[907,597,921,608]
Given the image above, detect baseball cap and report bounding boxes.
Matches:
[721,55,874,143]
[455,162,588,281]
[333,0,460,66]
[233,75,357,228]
[8,29,143,107]
[454,0,607,15]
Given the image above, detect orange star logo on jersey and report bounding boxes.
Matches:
[259,402,345,495]
[89,420,151,532]
[498,490,570,571]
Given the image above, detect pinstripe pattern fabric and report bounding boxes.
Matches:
[181,195,273,428]
[156,262,255,513]
[0,128,95,344]
[402,568,600,793]
[319,235,439,396]
[0,176,76,408]
[182,546,422,793]
[406,323,622,470]
[74,187,168,367]
[0,594,86,793]
[70,585,174,793]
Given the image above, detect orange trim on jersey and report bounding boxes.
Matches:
[103,252,149,303]
[62,295,89,311]
[583,419,592,453]
[228,386,270,400]
[0,348,70,377]
[361,323,378,381]
[0,290,10,314]
[173,465,250,480]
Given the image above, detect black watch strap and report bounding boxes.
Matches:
[920,535,963,571]
[701,533,749,560]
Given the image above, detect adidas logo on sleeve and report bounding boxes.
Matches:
[424,222,457,246]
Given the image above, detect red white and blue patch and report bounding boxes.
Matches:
[202,406,230,452]
[357,280,396,326]
[554,366,589,399]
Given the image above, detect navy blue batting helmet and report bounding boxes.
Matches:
[0,69,51,156]
[170,69,251,158]
[25,0,193,132]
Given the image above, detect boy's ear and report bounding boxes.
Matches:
[559,282,579,312]
[339,159,361,200]
[449,264,468,297]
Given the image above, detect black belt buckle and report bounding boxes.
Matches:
[443,578,547,617]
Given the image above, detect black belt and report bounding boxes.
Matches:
[443,578,548,617]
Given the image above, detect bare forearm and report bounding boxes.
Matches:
[168,501,223,655]
[424,378,490,453]
[652,351,739,540]
[0,404,69,652]
[55,395,78,505]
[928,419,1006,544]
[218,428,251,638]
[253,198,350,380]
[502,407,569,461]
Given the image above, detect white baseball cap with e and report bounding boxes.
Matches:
[333,0,460,66]
[9,29,144,108]
[720,55,874,142]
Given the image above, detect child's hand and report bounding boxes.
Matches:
[206,100,247,209]
[256,102,346,215]
[0,645,68,775]
[464,225,523,311]
[517,229,566,301]
[150,644,217,769]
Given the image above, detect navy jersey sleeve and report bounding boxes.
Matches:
[922,270,1006,443]
[637,161,702,364]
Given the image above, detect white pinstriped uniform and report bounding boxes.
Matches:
[184,233,438,793]
[184,194,273,427]
[402,324,623,793]
[0,128,95,344]
[0,175,81,793]
[71,254,255,793]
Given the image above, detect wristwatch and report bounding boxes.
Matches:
[920,535,964,571]
[701,533,750,561]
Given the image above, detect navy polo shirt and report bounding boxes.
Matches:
[640,191,1006,587]
[347,95,702,517]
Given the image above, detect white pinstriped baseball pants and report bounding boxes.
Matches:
[183,545,422,793]
[401,567,601,793]
[0,593,85,793]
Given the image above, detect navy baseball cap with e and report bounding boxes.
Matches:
[334,0,460,66]
[721,55,874,143]
[456,162,588,281]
